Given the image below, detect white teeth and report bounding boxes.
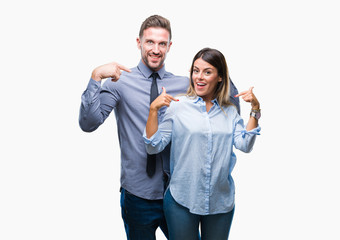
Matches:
[197,83,206,86]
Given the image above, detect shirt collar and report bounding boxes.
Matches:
[137,60,166,80]
[192,96,220,107]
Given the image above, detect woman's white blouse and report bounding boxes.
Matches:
[144,96,261,215]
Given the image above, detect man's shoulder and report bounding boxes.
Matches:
[120,66,141,79]
[163,71,189,89]
[164,71,188,80]
[102,66,141,88]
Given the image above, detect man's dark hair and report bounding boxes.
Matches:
[139,15,172,40]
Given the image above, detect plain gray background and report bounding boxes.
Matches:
[1,0,339,239]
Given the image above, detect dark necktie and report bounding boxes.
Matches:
[146,72,160,177]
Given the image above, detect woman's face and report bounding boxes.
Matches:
[192,58,222,102]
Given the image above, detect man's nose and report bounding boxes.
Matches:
[152,44,160,53]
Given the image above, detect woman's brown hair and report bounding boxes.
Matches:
[187,48,232,107]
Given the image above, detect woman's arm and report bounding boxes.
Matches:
[146,87,178,138]
[234,87,260,131]
[233,86,261,153]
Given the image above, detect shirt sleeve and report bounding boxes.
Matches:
[79,78,120,132]
[233,117,261,153]
[143,104,175,154]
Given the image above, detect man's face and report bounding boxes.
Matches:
[137,27,172,71]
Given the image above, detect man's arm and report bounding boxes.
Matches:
[91,62,131,82]
[79,62,131,132]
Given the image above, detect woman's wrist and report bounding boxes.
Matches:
[251,102,260,110]
[149,106,159,114]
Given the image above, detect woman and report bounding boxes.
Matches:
[144,48,261,240]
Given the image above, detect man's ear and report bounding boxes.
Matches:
[167,41,172,53]
[136,37,141,50]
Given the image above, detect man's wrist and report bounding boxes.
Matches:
[91,70,102,82]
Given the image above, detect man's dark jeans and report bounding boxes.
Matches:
[120,188,168,240]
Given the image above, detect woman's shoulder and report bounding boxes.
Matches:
[222,104,239,116]
[177,95,192,101]
[169,95,193,109]
[173,95,193,104]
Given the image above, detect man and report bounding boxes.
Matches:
[79,15,240,240]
